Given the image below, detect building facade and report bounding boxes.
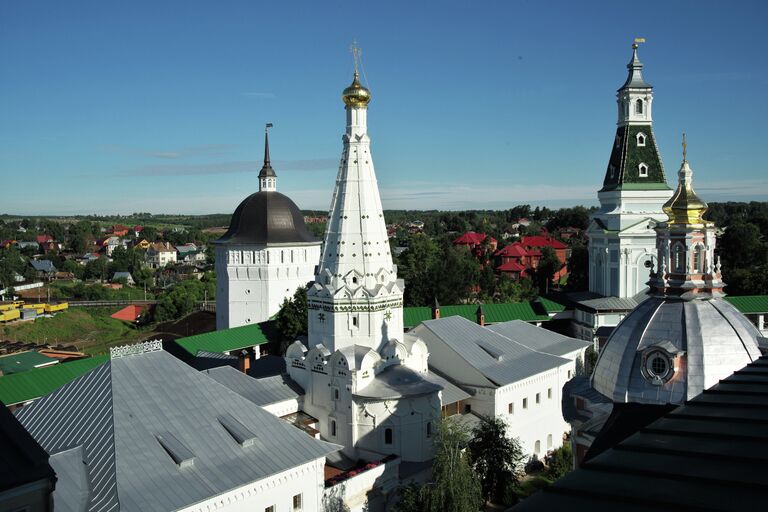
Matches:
[587,43,673,299]
[288,69,441,465]
[215,128,321,329]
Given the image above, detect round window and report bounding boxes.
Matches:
[643,349,673,384]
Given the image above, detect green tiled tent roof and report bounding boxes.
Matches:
[0,355,108,406]
[0,350,59,375]
[403,301,551,329]
[725,295,768,314]
[175,321,278,356]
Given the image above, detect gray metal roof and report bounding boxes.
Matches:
[353,364,442,400]
[486,320,591,357]
[16,349,339,512]
[425,370,471,405]
[29,259,56,273]
[619,45,651,90]
[413,316,571,387]
[203,366,304,407]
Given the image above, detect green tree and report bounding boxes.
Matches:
[429,419,483,512]
[565,244,589,292]
[399,235,441,307]
[275,286,309,351]
[719,222,767,269]
[432,243,481,305]
[544,442,573,481]
[533,246,561,294]
[468,415,525,505]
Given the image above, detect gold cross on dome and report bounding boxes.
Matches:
[682,132,687,161]
[349,40,362,74]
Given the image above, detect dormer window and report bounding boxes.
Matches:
[635,98,644,114]
[638,163,649,177]
[636,132,646,147]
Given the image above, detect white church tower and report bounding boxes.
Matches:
[305,67,404,353]
[587,41,673,298]
[214,126,321,330]
[287,51,439,464]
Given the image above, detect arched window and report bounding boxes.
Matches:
[384,428,393,445]
[693,245,704,273]
[534,440,541,454]
[281,251,284,263]
[638,163,649,177]
[636,132,646,147]
[331,420,337,437]
[547,434,553,450]
[426,422,432,438]
[635,98,644,114]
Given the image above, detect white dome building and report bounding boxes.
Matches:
[565,142,766,464]
[215,127,321,329]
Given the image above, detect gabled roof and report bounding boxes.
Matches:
[29,259,56,272]
[494,243,529,258]
[35,234,53,244]
[453,231,495,246]
[175,321,277,356]
[203,366,304,407]
[110,304,144,322]
[413,316,571,387]
[496,260,527,273]
[486,320,591,357]
[15,348,340,512]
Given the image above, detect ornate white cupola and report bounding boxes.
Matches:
[306,50,404,353]
[587,40,673,299]
[649,135,725,299]
[258,123,277,192]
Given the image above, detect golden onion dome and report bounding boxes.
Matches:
[663,159,708,225]
[342,72,371,107]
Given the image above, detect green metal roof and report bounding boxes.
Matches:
[0,350,59,375]
[403,301,550,329]
[725,295,768,315]
[175,321,276,356]
[0,355,108,406]
[537,297,566,313]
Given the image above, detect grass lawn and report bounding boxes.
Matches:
[2,307,151,355]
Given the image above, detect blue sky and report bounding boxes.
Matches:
[1,0,766,215]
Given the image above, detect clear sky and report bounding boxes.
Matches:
[1,0,766,215]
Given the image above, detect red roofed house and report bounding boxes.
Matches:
[521,235,570,281]
[453,232,498,260]
[110,305,145,323]
[111,225,130,237]
[133,225,144,237]
[36,235,53,244]
[0,239,16,249]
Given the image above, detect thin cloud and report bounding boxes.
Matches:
[99,143,241,159]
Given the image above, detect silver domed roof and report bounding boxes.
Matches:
[592,297,762,404]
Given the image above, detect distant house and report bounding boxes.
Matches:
[0,240,15,249]
[35,234,53,245]
[111,271,135,286]
[134,238,151,250]
[177,243,207,264]
[110,304,144,322]
[111,225,129,237]
[29,259,56,278]
[146,241,177,268]
[453,232,498,259]
[96,236,122,256]
[133,225,144,237]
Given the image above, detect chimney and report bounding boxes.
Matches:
[476,304,485,327]
[431,297,440,319]
[238,349,250,374]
